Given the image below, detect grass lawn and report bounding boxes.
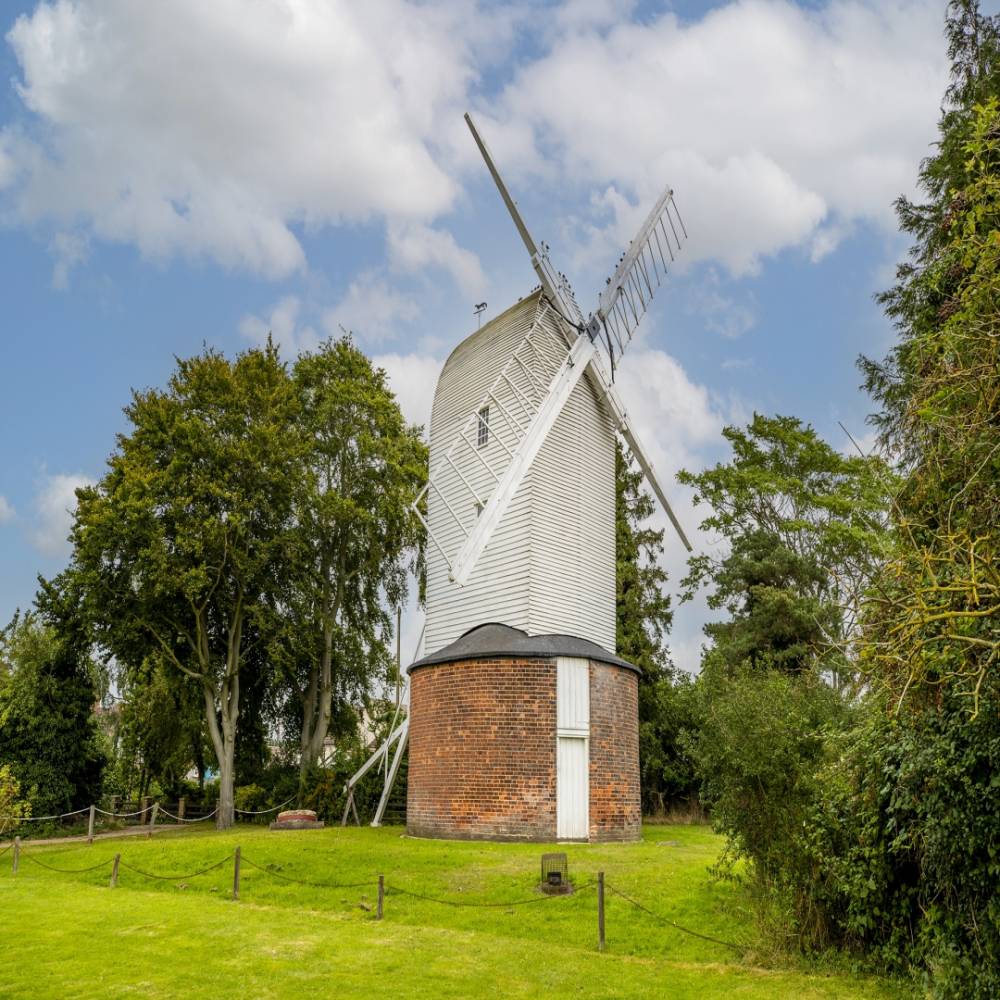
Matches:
[0,823,912,999]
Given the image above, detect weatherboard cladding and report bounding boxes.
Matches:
[424,292,617,655]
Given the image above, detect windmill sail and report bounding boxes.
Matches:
[587,187,686,370]
[418,115,691,588]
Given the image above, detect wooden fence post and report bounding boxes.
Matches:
[178,797,186,821]
[87,804,96,844]
[110,853,120,888]
[12,836,20,875]
[147,803,159,838]
[597,871,606,952]
[377,875,384,920]
[233,846,241,901]
[110,795,119,816]
[141,796,150,824]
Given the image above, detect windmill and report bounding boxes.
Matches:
[345,114,691,838]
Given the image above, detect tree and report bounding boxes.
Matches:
[679,414,892,684]
[112,656,207,800]
[615,444,697,811]
[0,611,105,817]
[0,765,31,837]
[837,4,1000,990]
[70,344,299,828]
[270,338,426,787]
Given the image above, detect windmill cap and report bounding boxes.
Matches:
[408,622,641,675]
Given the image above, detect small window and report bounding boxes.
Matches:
[477,406,490,447]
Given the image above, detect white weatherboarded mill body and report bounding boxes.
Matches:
[423,292,617,656]
[343,113,691,833]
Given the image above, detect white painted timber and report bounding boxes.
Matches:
[557,657,590,733]
[557,736,589,840]
[423,293,617,655]
[450,332,596,586]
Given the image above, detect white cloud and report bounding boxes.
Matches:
[492,0,947,275]
[239,295,321,357]
[387,222,485,296]
[2,0,488,277]
[0,496,14,523]
[323,272,421,346]
[49,230,89,289]
[31,472,93,557]
[688,269,757,339]
[615,347,737,674]
[372,352,445,431]
[2,1,948,283]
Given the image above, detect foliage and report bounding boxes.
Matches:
[686,658,851,906]
[0,612,105,818]
[616,443,672,677]
[68,342,300,828]
[637,673,699,815]
[679,414,892,683]
[615,444,698,811]
[270,338,426,785]
[0,764,31,835]
[120,658,209,799]
[824,5,1000,993]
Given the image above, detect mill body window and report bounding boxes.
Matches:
[477,406,490,447]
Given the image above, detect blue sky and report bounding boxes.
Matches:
[0,0,973,669]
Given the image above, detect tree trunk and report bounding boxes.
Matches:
[203,675,239,831]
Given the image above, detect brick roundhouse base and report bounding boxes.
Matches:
[406,653,641,842]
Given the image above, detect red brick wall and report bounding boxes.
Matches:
[589,663,641,842]
[407,657,557,841]
[406,655,641,842]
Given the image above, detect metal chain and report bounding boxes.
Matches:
[385,880,597,908]
[21,853,114,874]
[118,854,234,881]
[239,855,372,889]
[605,883,743,952]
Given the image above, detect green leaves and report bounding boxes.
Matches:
[679,413,893,680]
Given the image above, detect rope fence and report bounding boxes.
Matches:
[384,880,597,908]
[240,854,371,890]
[21,853,115,875]
[605,882,743,952]
[158,807,219,824]
[234,796,296,816]
[1,844,745,956]
[0,795,298,843]
[118,855,234,881]
[2,806,90,823]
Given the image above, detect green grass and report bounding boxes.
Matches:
[0,824,912,999]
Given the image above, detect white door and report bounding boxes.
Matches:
[556,657,590,840]
[557,736,589,839]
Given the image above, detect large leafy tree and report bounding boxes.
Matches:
[841,3,1000,990]
[0,610,105,817]
[615,444,697,811]
[679,414,892,684]
[269,339,426,787]
[69,344,299,828]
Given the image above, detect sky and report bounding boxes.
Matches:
[0,0,979,673]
